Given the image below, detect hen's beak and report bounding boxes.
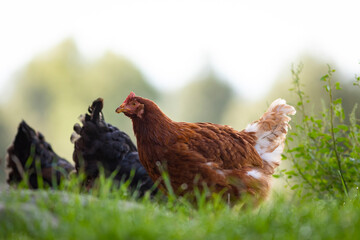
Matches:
[115,104,126,114]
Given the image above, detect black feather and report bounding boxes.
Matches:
[72,98,157,196]
[6,120,75,188]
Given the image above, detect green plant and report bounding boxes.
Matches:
[283,64,360,199]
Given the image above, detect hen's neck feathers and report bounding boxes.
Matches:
[131,98,176,145]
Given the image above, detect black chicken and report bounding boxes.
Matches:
[71,98,157,196]
[6,121,75,188]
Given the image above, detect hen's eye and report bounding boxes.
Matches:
[133,102,136,106]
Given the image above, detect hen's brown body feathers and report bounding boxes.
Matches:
[117,93,295,203]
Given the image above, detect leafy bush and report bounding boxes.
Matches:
[282,64,360,199]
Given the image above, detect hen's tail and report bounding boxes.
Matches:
[70,98,104,144]
[245,99,296,169]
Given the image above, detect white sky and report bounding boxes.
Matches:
[0,0,359,101]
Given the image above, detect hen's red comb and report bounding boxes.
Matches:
[123,91,136,104]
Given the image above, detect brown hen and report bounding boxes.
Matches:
[116,92,295,203]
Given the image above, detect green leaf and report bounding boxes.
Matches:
[337,124,348,131]
[333,98,342,105]
[285,170,296,175]
[335,82,342,90]
[319,148,330,153]
[308,132,319,138]
[337,137,349,143]
[320,75,328,81]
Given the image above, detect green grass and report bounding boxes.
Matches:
[1,187,360,240]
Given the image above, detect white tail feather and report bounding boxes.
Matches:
[246,99,296,168]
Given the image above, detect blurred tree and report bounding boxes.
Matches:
[82,52,158,131]
[0,108,11,185]
[222,55,360,134]
[264,55,360,120]
[176,68,233,124]
[0,39,158,161]
[265,55,333,109]
[222,57,336,133]
[0,108,10,155]
[221,97,266,131]
[336,80,360,121]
